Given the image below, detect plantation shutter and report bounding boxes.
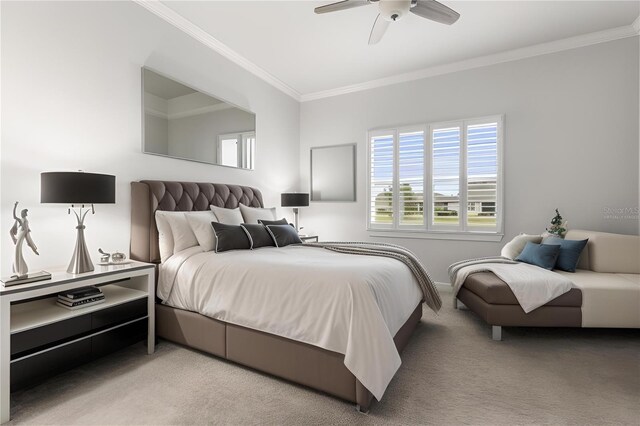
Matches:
[398,130,425,226]
[369,133,394,227]
[466,122,498,229]
[431,125,461,227]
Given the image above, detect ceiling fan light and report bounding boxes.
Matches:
[378,0,410,22]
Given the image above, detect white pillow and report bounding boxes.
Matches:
[210,205,244,226]
[155,211,186,263]
[166,213,199,254]
[239,204,277,224]
[501,233,543,260]
[186,211,218,252]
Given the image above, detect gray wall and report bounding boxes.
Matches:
[0,1,300,275]
[300,37,639,281]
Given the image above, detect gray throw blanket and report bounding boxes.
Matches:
[304,241,442,313]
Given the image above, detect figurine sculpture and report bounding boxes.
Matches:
[9,202,39,277]
[98,248,127,264]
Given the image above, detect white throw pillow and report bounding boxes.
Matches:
[210,205,244,226]
[239,204,277,224]
[165,213,199,254]
[186,211,218,252]
[155,211,186,263]
[501,233,543,260]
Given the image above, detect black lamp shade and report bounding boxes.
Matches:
[281,193,309,207]
[41,172,116,204]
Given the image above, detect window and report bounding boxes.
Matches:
[368,116,503,237]
[218,131,255,169]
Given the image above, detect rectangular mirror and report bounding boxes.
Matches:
[142,68,256,169]
[310,144,356,202]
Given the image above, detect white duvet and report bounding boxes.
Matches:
[158,245,423,400]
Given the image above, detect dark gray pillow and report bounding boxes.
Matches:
[258,218,289,226]
[241,224,276,249]
[211,222,251,252]
[265,224,302,247]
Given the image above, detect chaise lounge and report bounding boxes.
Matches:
[455,230,640,340]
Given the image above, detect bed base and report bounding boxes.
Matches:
[156,302,422,412]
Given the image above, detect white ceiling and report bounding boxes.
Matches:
[161,1,639,96]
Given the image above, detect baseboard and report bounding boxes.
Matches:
[435,282,451,291]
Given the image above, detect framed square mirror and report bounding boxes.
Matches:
[310,144,356,202]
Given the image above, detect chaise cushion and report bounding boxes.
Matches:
[555,270,640,328]
[565,230,640,274]
[463,272,582,307]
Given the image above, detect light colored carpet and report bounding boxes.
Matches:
[9,287,640,425]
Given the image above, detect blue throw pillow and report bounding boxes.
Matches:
[542,237,588,272]
[515,242,561,270]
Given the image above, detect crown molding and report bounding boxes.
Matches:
[633,15,640,34]
[300,24,639,102]
[133,0,301,101]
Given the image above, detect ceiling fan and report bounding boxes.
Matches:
[314,0,460,45]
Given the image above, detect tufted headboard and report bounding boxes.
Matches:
[130,180,264,263]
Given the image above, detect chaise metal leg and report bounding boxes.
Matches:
[454,298,467,310]
[356,404,369,414]
[492,325,502,341]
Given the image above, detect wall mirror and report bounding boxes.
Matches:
[310,144,356,202]
[142,68,256,169]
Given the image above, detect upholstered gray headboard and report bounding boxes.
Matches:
[130,180,264,263]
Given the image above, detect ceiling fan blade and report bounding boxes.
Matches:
[410,0,460,25]
[368,14,390,45]
[314,0,370,14]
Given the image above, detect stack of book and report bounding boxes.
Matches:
[57,286,105,310]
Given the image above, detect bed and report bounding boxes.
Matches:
[129,180,430,411]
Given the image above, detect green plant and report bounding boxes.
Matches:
[546,208,567,236]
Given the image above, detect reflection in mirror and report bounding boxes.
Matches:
[142,68,256,169]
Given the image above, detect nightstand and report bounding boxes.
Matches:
[0,261,155,424]
[300,235,319,243]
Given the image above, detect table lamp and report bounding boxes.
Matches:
[41,171,116,274]
[281,193,309,233]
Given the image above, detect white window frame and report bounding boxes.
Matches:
[367,115,504,241]
[217,131,255,169]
